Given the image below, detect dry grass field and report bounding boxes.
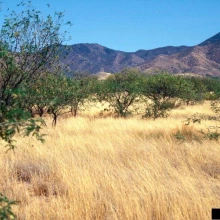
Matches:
[0,101,220,219]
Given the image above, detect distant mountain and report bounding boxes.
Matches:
[199,32,220,46]
[58,32,220,77]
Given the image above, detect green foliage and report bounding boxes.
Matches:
[174,130,186,142]
[184,76,220,101]
[183,77,207,102]
[19,73,96,125]
[0,117,45,151]
[185,100,220,140]
[141,73,194,119]
[143,100,176,118]
[0,84,45,150]
[0,193,18,220]
[0,0,71,143]
[211,100,220,114]
[185,113,203,125]
[21,73,96,125]
[201,127,220,140]
[95,69,142,117]
[202,77,220,95]
[19,79,50,117]
[0,1,71,218]
[69,76,95,117]
[37,74,72,126]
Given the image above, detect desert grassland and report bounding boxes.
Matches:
[0,101,220,220]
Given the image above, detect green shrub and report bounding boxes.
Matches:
[0,193,18,220]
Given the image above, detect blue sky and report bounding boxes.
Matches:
[0,0,219,52]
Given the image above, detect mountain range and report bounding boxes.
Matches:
[58,32,220,77]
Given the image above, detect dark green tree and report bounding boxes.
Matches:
[18,77,50,118]
[29,73,72,127]
[183,76,207,103]
[0,1,71,146]
[202,77,220,100]
[0,1,71,217]
[69,76,95,117]
[96,69,142,117]
[141,73,195,119]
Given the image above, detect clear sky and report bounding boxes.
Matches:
[0,0,219,52]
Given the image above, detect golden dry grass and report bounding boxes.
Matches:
[0,101,220,219]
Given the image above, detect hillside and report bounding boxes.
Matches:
[59,32,220,76]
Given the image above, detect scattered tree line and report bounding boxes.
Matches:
[0,0,220,152]
[15,69,220,122]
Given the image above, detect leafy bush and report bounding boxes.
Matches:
[185,100,220,140]
[95,69,142,117]
[0,193,18,220]
[141,73,195,119]
[143,100,176,119]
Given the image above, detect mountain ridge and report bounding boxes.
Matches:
[59,32,220,77]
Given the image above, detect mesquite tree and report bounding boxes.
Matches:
[69,76,95,117]
[0,1,71,218]
[141,73,195,119]
[43,74,72,127]
[96,69,142,117]
[0,1,71,147]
